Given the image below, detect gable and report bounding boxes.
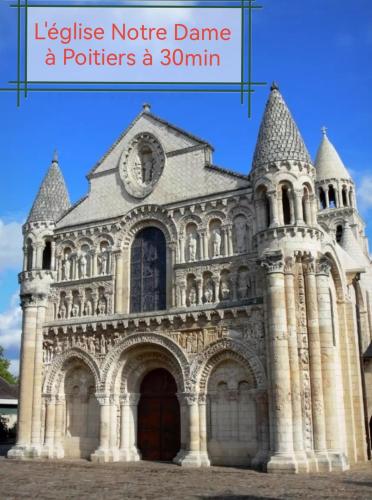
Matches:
[57,112,249,228]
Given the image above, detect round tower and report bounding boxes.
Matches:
[315,128,369,256]
[8,152,70,459]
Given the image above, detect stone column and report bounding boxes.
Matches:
[29,295,46,457]
[268,190,279,227]
[222,227,229,257]
[260,251,297,473]
[179,236,185,264]
[196,278,203,306]
[335,189,340,208]
[119,394,132,461]
[91,394,111,462]
[203,232,209,260]
[90,250,97,277]
[109,396,119,461]
[42,395,56,458]
[180,281,187,307]
[227,227,234,256]
[252,390,270,470]
[316,257,349,470]
[50,241,56,271]
[35,242,44,269]
[284,257,308,472]
[53,395,65,458]
[177,393,202,467]
[294,190,304,225]
[325,189,330,209]
[128,394,141,461]
[213,277,220,304]
[114,251,124,313]
[199,232,205,260]
[198,394,210,466]
[303,255,330,471]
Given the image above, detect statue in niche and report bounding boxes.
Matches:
[204,280,214,303]
[135,146,154,185]
[211,229,222,257]
[188,286,197,306]
[79,253,88,279]
[234,218,248,253]
[98,297,107,315]
[71,303,79,318]
[98,250,108,276]
[59,302,66,319]
[100,334,106,355]
[62,256,71,281]
[84,300,92,316]
[220,276,231,300]
[187,233,197,262]
[87,336,95,353]
[238,270,251,299]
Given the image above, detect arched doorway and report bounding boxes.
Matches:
[137,368,180,461]
[130,227,166,313]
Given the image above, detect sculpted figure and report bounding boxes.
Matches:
[235,219,247,253]
[204,280,214,303]
[141,153,154,184]
[238,270,251,299]
[98,251,108,276]
[220,276,231,300]
[87,336,95,353]
[187,233,197,262]
[188,286,197,306]
[84,300,92,316]
[71,303,79,318]
[59,302,66,319]
[211,229,222,257]
[100,334,106,355]
[62,256,71,281]
[98,298,106,315]
[79,253,88,278]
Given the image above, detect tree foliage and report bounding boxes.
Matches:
[0,346,17,384]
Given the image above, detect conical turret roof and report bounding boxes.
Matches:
[315,130,351,181]
[27,153,71,223]
[252,84,311,169]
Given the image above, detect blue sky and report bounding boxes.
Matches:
[0,0,372,375]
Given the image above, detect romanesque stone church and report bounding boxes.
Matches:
[9,85,372,473]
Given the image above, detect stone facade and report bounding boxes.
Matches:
[8,88,372,473]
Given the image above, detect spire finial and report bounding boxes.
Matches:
[142,103,151,113]
[52,149,58,163]
[321,126,328,137]
[270,81,279,91]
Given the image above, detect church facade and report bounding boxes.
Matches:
[8,87,372,473]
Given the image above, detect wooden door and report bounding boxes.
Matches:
[137,368,180,461]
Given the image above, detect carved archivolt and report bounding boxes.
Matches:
[190,338,267,391]
[43,347,101,395]
[201,210,226,229]
[118,205,178,249]
[100,332,190,392]
[178,214,203,236]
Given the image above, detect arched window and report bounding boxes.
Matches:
[265,195,271,228]
[319,187,326,209]
[26,238,33,271]
[282,186,291,225]
[130,227,166,313]
[42,240,52,270]
[329,185,336,208]
[342,187,348,207]
[336,225,343,243]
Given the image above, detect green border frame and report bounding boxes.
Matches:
[6,0,266,116]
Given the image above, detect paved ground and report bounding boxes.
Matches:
[0,459,371,499]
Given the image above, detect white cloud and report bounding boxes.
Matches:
[9,359,20,378]
[0,293,22,351]
[357,176,372,212]
[0,219,23,273]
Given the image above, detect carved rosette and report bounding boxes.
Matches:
[119,132,166,199]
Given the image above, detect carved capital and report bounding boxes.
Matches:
[20,293,48,309]
[95,392,110,406]
[259,250,284,274]
[284,256,295,275]
[177,392,199,405]
[316,256,332,277]
[302,254,316,275]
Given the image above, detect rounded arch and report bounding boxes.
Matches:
[118,205,178,249]
[190,338,267,392]
[101,332,190,393]
[94,233,114,249]
[76,237,94,249]
[201,210,226,230]
[178,214,203,235]
[43,347,101,395]
[323,247,347,301]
